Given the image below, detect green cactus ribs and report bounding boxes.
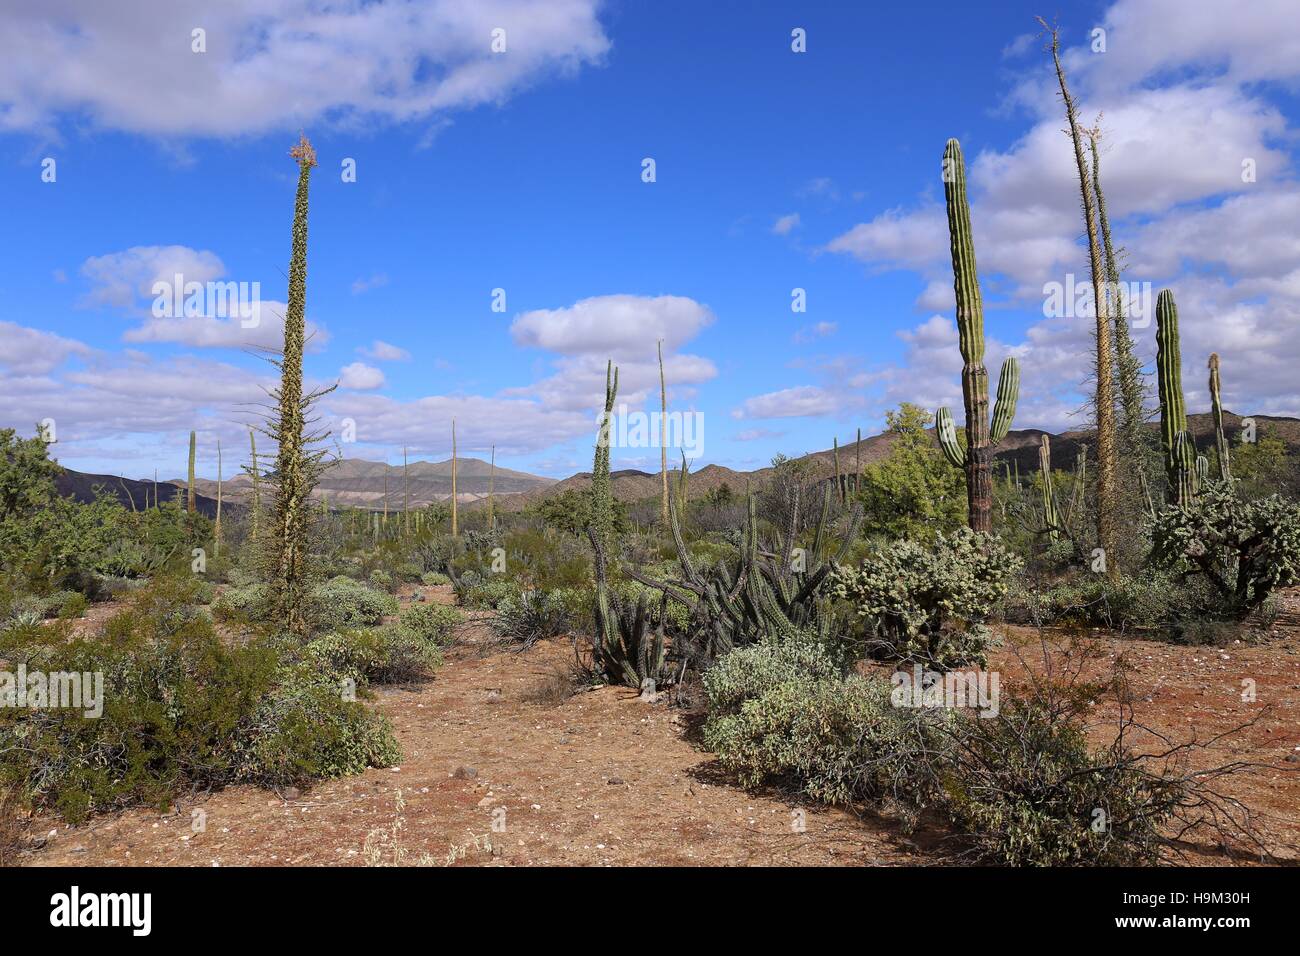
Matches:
[934,138,1021,533]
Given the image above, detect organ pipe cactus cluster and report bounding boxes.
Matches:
[1155,290,1198,505]
[934,139,1020,533]
[587,524,669,690]
[630,482,862,663]
[1209,353,1231,481]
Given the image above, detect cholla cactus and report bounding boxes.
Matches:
[934,140,1021,531]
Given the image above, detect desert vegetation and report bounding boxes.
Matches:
[4,38,1300,872]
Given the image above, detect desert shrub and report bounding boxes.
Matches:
[830,529,1020,669]
[492,590,571,646]
[702,639,938,806]
[212,582,270,622]
[0,608,400,823]
[457,576,521,610]
[702,638,1241,865]
[0,784,28,866]
[308,626,441,685]
[234,660,401,788]
[401,602,462,645]
[420,571,450,587]
[117,573,214,637]
[1150,481,1300,619]
[1003,569,1198,631]
[937,696,1184,866]
[307,576,399,632]
[368,568,395,593]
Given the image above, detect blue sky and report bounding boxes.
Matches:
[2,0,1297,480]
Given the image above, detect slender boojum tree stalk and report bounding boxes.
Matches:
[1040,18,1119,577]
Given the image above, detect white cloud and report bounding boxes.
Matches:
[822,1,1300,424]
[0,0,611,138]
[793,322,837,344]
[0,321,91,374]
[360,340,411,362]
[733,385,841,421]
[771,213,801,236]
[351,274,389,295]
[338,362,386,390]
[511,294,715,358]
[80,246,226,309]
[123,301,330,352]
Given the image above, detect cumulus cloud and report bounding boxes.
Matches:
[80,246,226,309]
[338,362,386,390]
[0,321,91,374]
[732,386,842,420]
[511,294,715,358]
[360,340,411,362]
[508,294,719,415]
[0,0,610,138]
[822,0,1300,424]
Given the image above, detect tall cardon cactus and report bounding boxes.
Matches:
[1155,290,1197,505]
[934,139,1020,533]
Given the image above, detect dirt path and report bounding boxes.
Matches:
[21,587,1300,866]
[24,591,926,867]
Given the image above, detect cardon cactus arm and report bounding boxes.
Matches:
[990,357,1020,444]
[935,407,967,468]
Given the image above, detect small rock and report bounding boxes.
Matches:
[283,786,301,800]
[1286,753,1300,764]
[608,777,625,786]
[453,766,479,780]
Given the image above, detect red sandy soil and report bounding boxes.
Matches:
[16,587,1300,867]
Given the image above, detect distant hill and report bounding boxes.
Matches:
[54,470,221,518]
[52,413,1299,516]
[183,456,555,512]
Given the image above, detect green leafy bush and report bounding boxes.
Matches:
[400,602,462,645]
[1003,569,1199,630]
[212,582,270,622]
[307,576,399,632]
[1151,481,1300,619]
[702,639,938,806]
[0,606,400,822]
[701,638,1215,865]
[307,625,441,685]
[420,571,450,587]
[830,529,1020,669]
[457,576,521,610]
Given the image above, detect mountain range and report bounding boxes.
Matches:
[54,411,1300,518]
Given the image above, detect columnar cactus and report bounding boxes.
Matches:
[215,439,223,556]
[187,430,196,514]
[450,420,458,536]
[1208,353,1231,481]
[934,140,1020,533]
[1039,434,1060,541]
[832,437,843,504]
[1155,290,1197,504]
